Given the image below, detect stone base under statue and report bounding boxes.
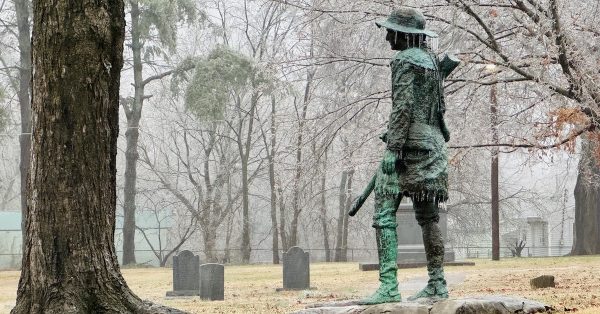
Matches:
[292,295,552,314]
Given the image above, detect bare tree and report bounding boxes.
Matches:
[139,100,244,262]
[136,193,196,267]
[0,0,32,244]
[318,147,332,261]
[210,0,298,262]
[120,0,197,265]
[13,0,31,241]
[289,68,316,248]
[261,96,281,263]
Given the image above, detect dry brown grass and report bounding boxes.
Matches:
[451,256,600,314]
[1,255,600,313]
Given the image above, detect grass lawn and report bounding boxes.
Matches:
[1,255,599,313]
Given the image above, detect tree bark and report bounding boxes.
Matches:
[289,64,315,249]
[202,225,218,263]
[12,1,147,312]
[490,82,500,261]
[224,174,234,263]
[341,168,354,261]
[319,150,331,262]
[224,206,234,263]
[14,0,32,253]
[571,138,600,255]
[334,171,348,262]
[268,97,280,264]
[240,150,251,263]
[239,93,258,263]
[278,185,288,251]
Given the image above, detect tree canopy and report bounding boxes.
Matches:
[184,46,272,121]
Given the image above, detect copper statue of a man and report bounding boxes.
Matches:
[349,7,459,304]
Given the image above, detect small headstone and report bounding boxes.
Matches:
[282,246,310,290]
[530,275,555,289]
[166,250,200,296]
[200,263,224,301]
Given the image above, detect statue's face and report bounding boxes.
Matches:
[385,29,408,51]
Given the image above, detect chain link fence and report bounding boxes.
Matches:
[1,226,574,270]
[1,245,574,270]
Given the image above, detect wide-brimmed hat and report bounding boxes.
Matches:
[376,8,438,38]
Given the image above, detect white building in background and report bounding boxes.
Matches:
[451,150,577,259]
[526,217,549,256]
[511,151,576,257]
[502,216,553,257]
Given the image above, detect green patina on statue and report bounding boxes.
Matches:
[349,7,460,305]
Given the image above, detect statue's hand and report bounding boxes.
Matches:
[348,196,364,217]
[382,149,400,175]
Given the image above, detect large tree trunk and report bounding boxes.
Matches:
[12,1,146,312]
[571,138,600,255]
[121,0,145,266]
[14,0,32,253]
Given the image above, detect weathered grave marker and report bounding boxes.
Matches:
[166,250,200,296]
[530,275,555,289]
[200,263,224,301]
[282,246,310,290]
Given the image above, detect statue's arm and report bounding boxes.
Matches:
[383,60,414,174]
[386,60,413,152]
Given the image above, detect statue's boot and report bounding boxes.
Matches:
[407,222,449,301]
[358,228,402,305]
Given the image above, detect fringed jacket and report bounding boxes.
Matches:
[375,48,458,202]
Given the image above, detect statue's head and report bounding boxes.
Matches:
[376,8,438,50]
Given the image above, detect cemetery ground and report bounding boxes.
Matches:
[1,255,600,313]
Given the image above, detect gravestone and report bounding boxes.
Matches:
[359,201,474,271]
[530,275,555,289]
[282,246,310,290]
[199,263,224,301]
[166,250,200,296]
[396,202,455,263]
